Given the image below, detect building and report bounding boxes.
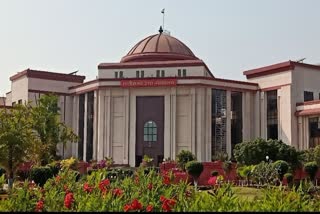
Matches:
[2,28,320,166]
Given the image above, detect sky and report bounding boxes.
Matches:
[1,0,320,95]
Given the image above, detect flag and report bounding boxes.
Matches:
[161,8,165,14]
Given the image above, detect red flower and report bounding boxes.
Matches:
[124,204,131,212]
[185,190,192,198]
[55,176,61,183]
[146,204,153,212]
[35,200,44,212]
[163,176,170,185]
[64,192,74,209]
[83,182,93,193]
[160,195,176,212]
[134,176,139,184]
[112,188,123,197]
[147,183,153,190]
[131,198,143,210]
[99,179,110,193]
[208,176,217,186]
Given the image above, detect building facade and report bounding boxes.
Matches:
[2,30,320,166]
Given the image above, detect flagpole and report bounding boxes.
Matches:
[162,9,165,30]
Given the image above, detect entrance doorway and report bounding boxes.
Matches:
[136,96,164,167]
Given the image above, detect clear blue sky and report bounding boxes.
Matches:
[1,0,320,95]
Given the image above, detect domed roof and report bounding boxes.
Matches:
[121,31,198,63]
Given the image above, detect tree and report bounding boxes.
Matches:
[0,104,36,188]
[233,138,300,168]
[31,94,78,165]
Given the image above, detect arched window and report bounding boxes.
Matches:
[144,121,157,142]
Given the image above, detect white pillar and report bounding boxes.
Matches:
[129,94,136,166]
[191,88,196,155]
[206,88,212,161]
[72,95,79,157]
[92,90,98,160]
[123,89,130,164]
[97,90,105,160]
[83,93,88,161]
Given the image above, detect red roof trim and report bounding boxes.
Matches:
[10,69,86,83]
[243,60,320,79]
[260,83,291,92]
[28,89,70,96]
[296,100,320,107]
[98,59,213,77]
[243,61,293,79]
[295,108,320,116]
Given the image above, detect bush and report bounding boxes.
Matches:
[284,173,294,185]
[272,160,289,181]
[304,161,318,181]
[0,168,5,177]
[176,150,196,171]
[185,161,203,180]
[15,169,30,181]
[233,138,300,168]
[47,161,61,176]
[30,166,53,187]
[211,170,219,176]
[212,152,229,162]
[251,161,278,185]
[237,165,254,181]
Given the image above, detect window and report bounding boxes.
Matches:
[156,70,160,77]
[144,121,157,142]
[161,70,165,77]
[267,90,278,140]
[18,99,22,104]
[119,71,123,78]
[304,91,314,102]
[12,102,16,106]
[183,69,187,77]
[136,70,140,78]
[309,117,320,148]
[141,70,144,78]
[115,72,118,78]
[178,69,181,77]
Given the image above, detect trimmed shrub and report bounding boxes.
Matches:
[211,170,219,176]
[47,161,61,176]
[30,166,53,187]
[233,138,300,168]
[176,150,196,171]
[273,160,289,181]
[284,173,294,185]
[0,168,5,177]
[304,161,318,181]
[185,161,203,180]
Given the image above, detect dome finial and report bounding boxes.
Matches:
[159,26,163,34]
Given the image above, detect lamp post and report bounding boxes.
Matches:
[266,155,269,163]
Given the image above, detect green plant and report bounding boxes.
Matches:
[30,166,53,187]
[284,173,294,186]
[185,161,203,190]
[0,174,5,189]
[272,160,289,181]
[60,157,78,170]
[176,150,196,171]
[233,138,300,168]
[212,152,229,162]
[223,160,233,179]
[251,161,278,185]
[304,161,318,182]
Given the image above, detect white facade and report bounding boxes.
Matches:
[3,32,320,166]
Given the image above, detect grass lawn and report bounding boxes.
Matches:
[232,187,263,201]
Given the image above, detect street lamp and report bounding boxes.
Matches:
[266,155,269,163]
